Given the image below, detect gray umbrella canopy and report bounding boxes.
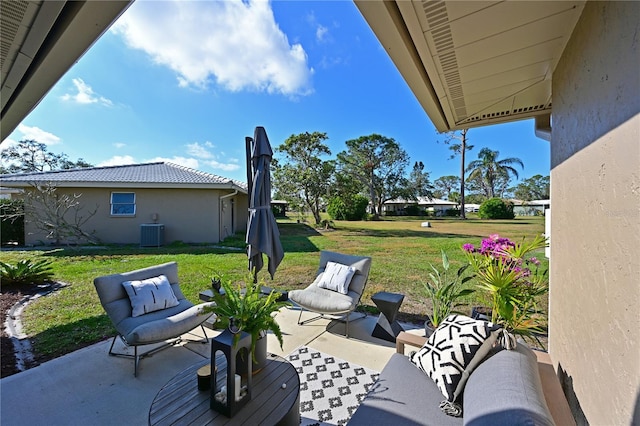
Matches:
[245,126,284,280]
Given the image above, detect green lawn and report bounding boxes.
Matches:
[0,215,547,361]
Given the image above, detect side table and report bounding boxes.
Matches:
[371,291,405,342]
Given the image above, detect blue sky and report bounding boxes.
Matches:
[3,0,549,185]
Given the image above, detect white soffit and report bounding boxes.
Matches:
[356,0,585,132]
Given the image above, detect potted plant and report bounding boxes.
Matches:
[463,233,549,348]
[202,276,291,373]
[421,250,475,337]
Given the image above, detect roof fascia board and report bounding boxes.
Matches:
[1,1,132,141]
[0,182,247,193]
[354,0,450,132]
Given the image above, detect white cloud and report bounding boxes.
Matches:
[146,156,200,169]
[61,78,113,106]
[112,0,313,96]
[97,155,136,167]
[185,141,240,172]
[15,124,61,145]
[113,142,126,149]
[316,25,329,43]
[205,159,240,172]
[186,141,214,159]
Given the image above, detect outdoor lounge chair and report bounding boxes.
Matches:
[93,261,213,376]
[288,251,372,338]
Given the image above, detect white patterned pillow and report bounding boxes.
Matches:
[410,314,500,416]
[122,275,179,317]
[316,261,356,294]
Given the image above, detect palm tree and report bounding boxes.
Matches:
[465,148,524,198]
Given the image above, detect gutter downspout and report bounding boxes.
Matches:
[219,190,238,241]
[535,113,552,141]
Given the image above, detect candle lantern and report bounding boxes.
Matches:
[210,318,252,417]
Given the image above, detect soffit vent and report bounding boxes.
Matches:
[0,1,30,77]
[421,0,467,120]
[461,102,552,125]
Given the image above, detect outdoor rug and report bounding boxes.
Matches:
[287,346,379,426]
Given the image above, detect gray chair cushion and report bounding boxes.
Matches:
[288,251,372,314]
[94,261,213,346]
[348,353,463,426]
[463,343,554,426]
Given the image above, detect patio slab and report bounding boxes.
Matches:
[0,307,423,426]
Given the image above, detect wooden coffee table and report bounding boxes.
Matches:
[149,353,300,425]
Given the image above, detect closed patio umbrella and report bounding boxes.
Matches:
[245,126,284,280]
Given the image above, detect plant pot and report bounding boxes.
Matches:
[424,320,436,338]
[236,332,268,376]
[470,306,492,321]
[252,332,268,373]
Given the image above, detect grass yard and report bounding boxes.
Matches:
[0,215,547,362]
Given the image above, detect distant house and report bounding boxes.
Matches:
[512,199,551,216]
[0,162,248,246]
[383,197,458,216]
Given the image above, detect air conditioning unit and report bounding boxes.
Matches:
[140,224,164,247]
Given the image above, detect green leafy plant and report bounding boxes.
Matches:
[422,250,475,328]
[464,234,548,345]
[0,259,54,287]
[478,198,515,219]
[202,276,291,359]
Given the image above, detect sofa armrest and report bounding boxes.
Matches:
[396,331,427,353]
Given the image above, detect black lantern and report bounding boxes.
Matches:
[210,318,252,417]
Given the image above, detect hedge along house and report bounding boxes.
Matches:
[355,1,639,424]
[0,162,248,246]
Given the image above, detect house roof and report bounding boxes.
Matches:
[354,1,585,132]
[385,197,457,206]
[0,162,248,192]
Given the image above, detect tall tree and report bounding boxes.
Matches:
[408,161,434,200]
[1,139,92,173]
[336,134,410,219]
[443,129,473,219]
[433,175,460,200]
[512,174,550,201]
[272,132,335,225]
[465,148,524,198]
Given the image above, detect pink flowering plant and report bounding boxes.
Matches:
[463,233,548,345]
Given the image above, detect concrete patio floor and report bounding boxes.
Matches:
[0,307,422,426]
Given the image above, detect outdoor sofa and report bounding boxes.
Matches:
[349,330,575,426]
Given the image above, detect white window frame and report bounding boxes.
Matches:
[110,192,136,216]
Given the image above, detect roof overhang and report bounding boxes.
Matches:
[354,0,585,132]
[1,0,132,141]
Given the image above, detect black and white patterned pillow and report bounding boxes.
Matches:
[410,314,500,415]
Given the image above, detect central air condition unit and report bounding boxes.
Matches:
[140,224,164,247]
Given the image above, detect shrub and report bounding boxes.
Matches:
[327,195,368,221]
[444,208,460,217]
[0,259,54,287]
[478,198,515,219]
[1,199,24,245]
[404,205,420,216]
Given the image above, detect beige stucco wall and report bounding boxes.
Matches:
[550,2,640,424]
[23,187,248,245]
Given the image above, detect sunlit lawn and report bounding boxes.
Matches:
[0,215,547,360]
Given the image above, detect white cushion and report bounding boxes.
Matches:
[122,275,180,317]
[410,314,500,415]
[316,261,356,294]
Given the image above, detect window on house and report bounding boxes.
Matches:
[111,192,136,216]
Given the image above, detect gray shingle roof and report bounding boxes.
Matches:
[0,162,248,192]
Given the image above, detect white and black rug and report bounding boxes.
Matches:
[287,346,379,426]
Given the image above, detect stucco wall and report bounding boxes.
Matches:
[23,187,247,245]
[550,2,640,424]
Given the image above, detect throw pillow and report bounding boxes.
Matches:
[122,275,180,317]
[410,314,500,416]
[316,261,356,294]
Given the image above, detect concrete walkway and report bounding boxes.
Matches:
[0,307,421,426]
